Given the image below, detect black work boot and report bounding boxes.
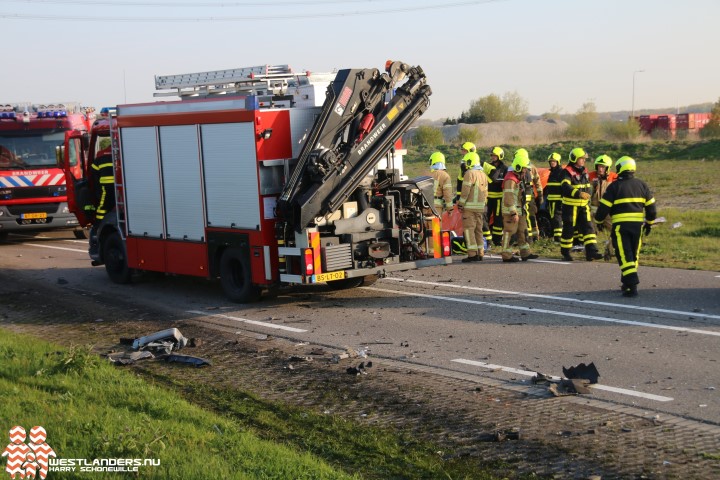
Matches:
[561,248,573,262]
[622,284,638,297]
[461,256,475,263]
[502,256,520,263]
[586,246,603,261]
[521,254,539,261]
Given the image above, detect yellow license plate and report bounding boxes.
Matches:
[315,271,345,282]
[22,212,47,219]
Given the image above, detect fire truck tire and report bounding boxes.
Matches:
[219,248,261,303]
[103,231,132,284]
[74,228,89,240]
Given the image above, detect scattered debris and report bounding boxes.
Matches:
[309,347,326,355]
[289,355,312,362]
[161,353,211,367]
[563,362,600,384]
[188,338,203,348]
[549,379,592,396]
[132,327,188,351]
[672,222,683,229]
[107,351,155,365]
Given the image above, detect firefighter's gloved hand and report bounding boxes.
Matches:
[579,192,591,200]
[643,223,652,236]
[445,205,454,213]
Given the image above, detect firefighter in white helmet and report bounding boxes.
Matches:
[500,149,539,262]
[457,151,488,262]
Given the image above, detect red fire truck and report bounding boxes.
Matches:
[0,103,94,240]
[65,62,451,302]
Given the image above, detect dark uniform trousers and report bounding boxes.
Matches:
[611,223,643,287]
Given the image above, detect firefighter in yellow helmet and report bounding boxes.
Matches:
[486,146,507,246]
[560,147,603,261]
[500,149,539,262]
[594,156,657,297]
[457,152,488,262]
[456,141,476,200]
[589,154,617,259]
[428,152,455,214]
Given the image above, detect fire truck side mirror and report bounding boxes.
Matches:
[81,132,90,150]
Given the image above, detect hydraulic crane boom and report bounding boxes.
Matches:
[277,60,432,231]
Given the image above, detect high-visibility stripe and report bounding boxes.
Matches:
[611,212,645,223]
[310,231,321,274]
[432,217,441,258]
[614,197,647,204]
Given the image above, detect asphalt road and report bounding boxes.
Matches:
[2,230,719,426]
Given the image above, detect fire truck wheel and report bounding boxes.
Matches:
[103,231,132,284]
[74,228,89,240]
[219,248,261,303]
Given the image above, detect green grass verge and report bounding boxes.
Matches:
[0,330,507,480]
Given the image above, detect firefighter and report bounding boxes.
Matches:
[500,149,539,263]
[428,151,455,214]
[560,147,604,261]
[522,155,543,242]
[457,151,488,262]
[88,145,115,221]
[456,141,476,200]
[589,154,617,260]
[544,152,564,242]
[486,146,507,246]
[594,156,656,297]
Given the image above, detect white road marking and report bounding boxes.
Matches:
[187,310,308,333]
[24,243,87,253]
[384,277,720,321]
[363,286,720,337]
[452,359,674,402]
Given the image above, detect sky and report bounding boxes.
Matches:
[2,0,719,121]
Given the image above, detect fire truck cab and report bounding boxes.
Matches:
[0,103,94,240]
[66,62,452,302]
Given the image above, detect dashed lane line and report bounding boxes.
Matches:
[451,358,674,402]
[383,277,720,321]
[187,310,308,333]
[363,286,720,337]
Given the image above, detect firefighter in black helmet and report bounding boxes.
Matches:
[594,156,657,297]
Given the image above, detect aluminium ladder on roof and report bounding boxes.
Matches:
[154,64,311,99]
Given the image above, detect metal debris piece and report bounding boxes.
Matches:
[330,353,349,363]
[108,351,155,365]
[132,327,188,350]
[549,379,592,396]
[310,347,326,355]
[562,362,600,384]
[161,353,211,367]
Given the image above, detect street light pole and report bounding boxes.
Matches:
[631,70,645,119]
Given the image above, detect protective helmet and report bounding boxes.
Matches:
[512,150,530,172]
[429,151,446,167]
[491,146,505,161]
[461,142,476,153]
[615,156,637,175]
[569,147,587,163]
[547,152,561,163]
[594,154,612,170]
[463,152,480,168]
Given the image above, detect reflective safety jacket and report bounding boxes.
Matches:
[589,170,618,213]
[561,164,591,207]
[523,164,543,203]
[431,169,454,210]
[501,170,525,216]
[545,164,564,202]
[594,172,657,225]
[488,160,508,200]
[458,168,488,211]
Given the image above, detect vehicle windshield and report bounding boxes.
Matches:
[0,131,65,170]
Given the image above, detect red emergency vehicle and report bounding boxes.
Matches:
[0,103,94,239]
[65,62,451,302]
